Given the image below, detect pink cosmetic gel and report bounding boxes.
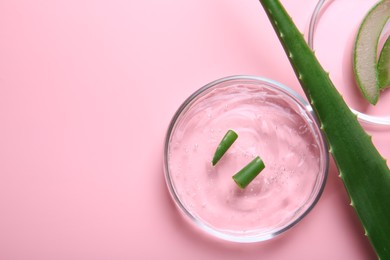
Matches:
[164,76,328,242]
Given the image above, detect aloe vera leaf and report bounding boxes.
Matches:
[257,0,390,258]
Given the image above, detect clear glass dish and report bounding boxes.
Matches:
[163,75,329,242]
[308,0,390,126]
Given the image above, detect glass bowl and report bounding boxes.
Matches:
[163,75,329,242]
[308,0,390,126]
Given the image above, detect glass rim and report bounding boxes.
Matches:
[163,75,329,243]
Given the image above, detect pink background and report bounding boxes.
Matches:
[0,0,388,259]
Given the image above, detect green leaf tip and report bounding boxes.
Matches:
[232,156,265,189]
[212,129,238,166]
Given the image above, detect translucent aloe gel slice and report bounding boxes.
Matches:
[353,0,390,105]
[378,35,390,89]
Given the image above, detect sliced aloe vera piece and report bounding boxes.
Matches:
[378,35,390,89]
[353,0,390,105]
